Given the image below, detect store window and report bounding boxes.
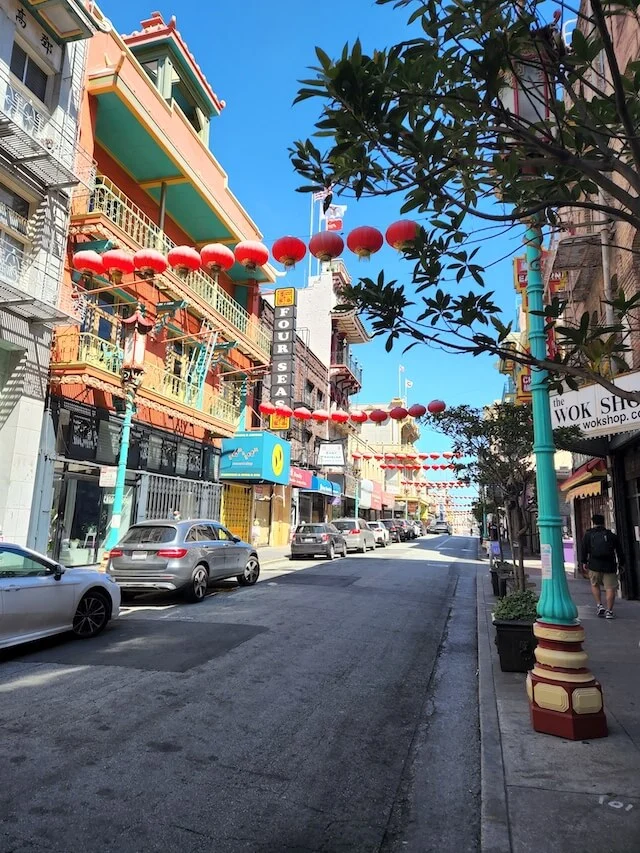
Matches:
[10,42,48,102]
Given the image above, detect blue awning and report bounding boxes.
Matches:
[300,476,341,496]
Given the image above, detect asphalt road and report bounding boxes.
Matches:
[0,534,480,853]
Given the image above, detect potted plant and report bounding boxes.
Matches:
[492,589,539,672]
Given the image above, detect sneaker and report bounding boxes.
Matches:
[597,604,605,617]
[605,610,615,619]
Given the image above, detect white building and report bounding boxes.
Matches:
[0,0,98,544]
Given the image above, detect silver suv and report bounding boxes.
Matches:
[331,519,376,553]
[108,520,260,602]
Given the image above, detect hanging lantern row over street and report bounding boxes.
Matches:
[258,400,446,424]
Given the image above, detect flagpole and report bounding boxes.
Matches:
[307,194,314,286]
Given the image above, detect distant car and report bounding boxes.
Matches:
[396,520,415,541]
[108,520,260,602]
[428,521,452,535]
[0,543,120,650]
[367,521,390,547]
[411,521,422,538]
[331,519,376,553]
[381,519,401,543]
[290,523,347,560]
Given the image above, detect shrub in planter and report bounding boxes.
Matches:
[493,590,539,672]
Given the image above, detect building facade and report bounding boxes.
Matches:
[39,9,276,564]
[0,0,99,546]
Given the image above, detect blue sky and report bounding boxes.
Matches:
[103,0,521,460]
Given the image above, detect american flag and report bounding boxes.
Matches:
[312,187,333,201]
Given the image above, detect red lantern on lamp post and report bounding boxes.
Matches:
[200,243,235,276]
[346,226,383,260]
[72,249,104,278]
[134,248,167,279]
[272,236,307,269]
[102,249,135,284]
[234,240,269,272]
[168,246,201,277]
[385,219,420,251]
[309,231,344,262]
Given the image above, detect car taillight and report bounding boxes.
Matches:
[349,529,359,535]
[321,533,329,542]
[157,548,188,558]
[109,548,123,558]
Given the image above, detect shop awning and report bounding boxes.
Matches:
[300,476,341,496]
[560,458,607,499]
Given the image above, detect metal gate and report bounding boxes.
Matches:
[221,483,253,542]
[135,473,222,522]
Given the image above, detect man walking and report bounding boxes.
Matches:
[580,513,625,619]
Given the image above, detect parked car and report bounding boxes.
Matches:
[290,523,347,560]
[411,521,423,538]
[381,519,401,543]
[0,543,120,650]
[331,519,377,553]
[108,520,260,602]
[396,519,415,541]
[367,520,390,547]
[428,520,452,535]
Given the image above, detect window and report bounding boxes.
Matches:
[10,43,48,102]
[121,525,176,545]
[216,526,236,542]
[0,547,52,577]
[141,59,159,86]
[0,182,29,238]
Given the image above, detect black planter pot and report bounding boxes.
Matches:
[493,618,537,672]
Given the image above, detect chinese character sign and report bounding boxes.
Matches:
[270,288,297,408]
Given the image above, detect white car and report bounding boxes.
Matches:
[367,521,390,547]
[0,543,120,650]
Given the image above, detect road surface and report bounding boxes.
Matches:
[0,534,480,853]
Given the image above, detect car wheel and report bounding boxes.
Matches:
[184,564,209,602]
[326,543,335,560]
[72,590,110,639]
[360,539,367,554]
[341,543,348,558]
[383,539,388,548]
[237,555,260,586]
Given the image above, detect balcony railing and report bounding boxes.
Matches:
[0,201,29,237]
[55,332,241,428]
[0,64,95,189]
[331,347,363,386]
[79,178,270,357]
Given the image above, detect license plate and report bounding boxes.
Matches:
[131,551,148,560]
[303,538,314,543]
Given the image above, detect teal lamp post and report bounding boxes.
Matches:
[102,307,153,560]
[524,224,607,739]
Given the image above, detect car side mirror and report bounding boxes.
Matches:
[232,536,241,543]
[53,564,65,581]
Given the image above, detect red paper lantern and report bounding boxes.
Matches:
[419,453,428,459]
[72,250,104,277]
[374,454,384,460]
[448,464,455,469]
[102,249,134,283]
[380,464,387,470]
[134,248,167,279]
[350,410,368,424]
[312,409,329,422]
[352,452,362,459]
[385,219,420,252]
[430,453,440,459]
[389,406,408,420]
[259,401,276,416]
[346,226,384,260]
[428,399,447,414]
[423,465,431,470]
[362,453,373,460]
[275,403,293,417]
[369,409,388,423]
[293,407,312,420]
[234,240,269,271]
[330,409,350,424]
[272,236,307,269]
[200,243,235,273]
[384,453,396,460]
[309,231,344,262]
[443,452,453,459]
[168,246,201,277]
[408,403,427,418]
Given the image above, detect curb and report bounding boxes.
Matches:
[476,567,512,853]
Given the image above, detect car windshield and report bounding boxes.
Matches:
[333,521,356,531]
[296,525,326,533]
[120,525,176,545]
[382,520,394,527]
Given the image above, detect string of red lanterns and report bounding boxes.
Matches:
[257,400,446,423]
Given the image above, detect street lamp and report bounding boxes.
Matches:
[502,28,607,737]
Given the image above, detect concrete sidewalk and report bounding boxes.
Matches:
[478,556,640,852]
[257,544,291,565]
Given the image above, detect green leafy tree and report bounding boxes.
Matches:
[291,0,640,402]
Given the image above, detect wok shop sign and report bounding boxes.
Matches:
[550,370,640,438]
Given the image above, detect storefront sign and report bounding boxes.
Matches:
[317,442,345,467]
[550,370,640,439]
[514,252,568,293]
[290,466,313,489]
[99,466,117,488]
[516,365,532,404]
[254,484,271,501]
[382,491,396,508]
[269,413,291,431]
[371,482,383,511]
[220,431,291,485]
[270,288,297,407]
[359,478,373,510]
[311,476,339,496]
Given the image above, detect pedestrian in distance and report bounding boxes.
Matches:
[580,513,625,619]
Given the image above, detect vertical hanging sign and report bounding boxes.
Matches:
[270,287,297,408]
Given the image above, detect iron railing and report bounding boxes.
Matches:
[331,347,363,385]
[81,177,271,356]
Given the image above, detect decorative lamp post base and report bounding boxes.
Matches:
[526,621,607,740]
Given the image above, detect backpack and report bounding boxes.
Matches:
[589,528,616,561]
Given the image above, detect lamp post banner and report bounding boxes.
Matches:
[550,370,640,438]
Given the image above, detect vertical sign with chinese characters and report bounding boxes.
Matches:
[270,287,297,408]
[5,0,63,71]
